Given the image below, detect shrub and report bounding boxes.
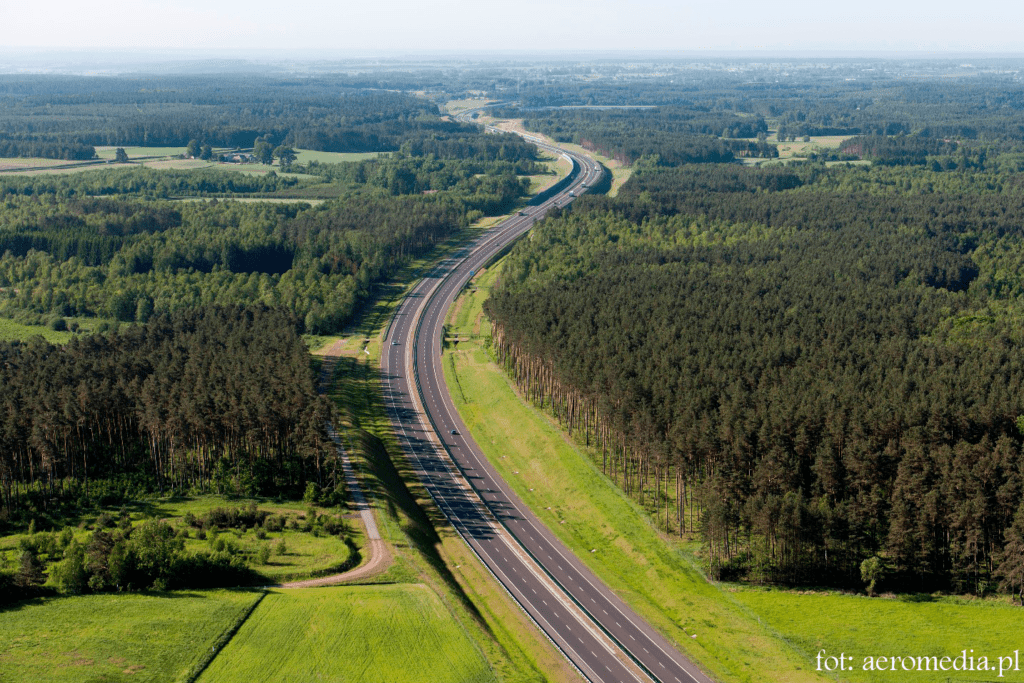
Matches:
[15,551,46,588]
[51,543,88,595]
[303,482,320,505]
[321,515,349,537]
[94,512,116,529]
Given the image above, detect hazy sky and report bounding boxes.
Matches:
[6,0,1023,54]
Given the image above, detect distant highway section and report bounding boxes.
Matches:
[381,113,715,683]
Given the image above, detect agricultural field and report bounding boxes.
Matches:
[0,147,375,178]
[0,317,76,344]
[198,585,496,683]
[0,589,262,683]
[442,260,1024,683]
[745,134,870,167]
[0,157,74,171]
[294,149,389,164]
[0,160,109,175]
[92,146,188,160]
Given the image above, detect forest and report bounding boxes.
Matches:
[0,75,460,157]
[486,162,1024,595]
[8,63,1024,600]
[0,305,335,522]
[0,140,537,334]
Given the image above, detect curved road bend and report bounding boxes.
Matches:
[381,126,715,683]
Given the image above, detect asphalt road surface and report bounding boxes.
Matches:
[381,123,715,683]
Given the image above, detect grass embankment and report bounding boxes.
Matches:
[0,589,261,683]
[199,585,496,683]
[440,260,1024,683]
[520,146,574,197]
[445,98,496,116]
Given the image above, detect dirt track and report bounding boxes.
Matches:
[275,338,393,587]
[277,539,392,587]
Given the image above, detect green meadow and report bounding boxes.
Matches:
[198,585,496,683]
[0,589,261,683]
[734,588,1024,683]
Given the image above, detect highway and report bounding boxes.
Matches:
[380,120,715,683]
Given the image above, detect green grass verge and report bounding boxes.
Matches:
[0,589,262,683]
[734,588,1024,683]
[323,347,580,683]
[198,585,496,683]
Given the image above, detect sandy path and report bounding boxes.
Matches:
[277,539,392,587]
[275,339,393,587]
